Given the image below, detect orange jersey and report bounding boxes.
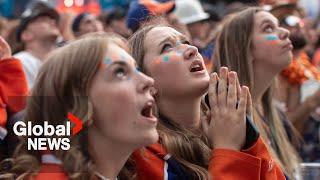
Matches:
[281,52,320,85]
[133,137,285,180]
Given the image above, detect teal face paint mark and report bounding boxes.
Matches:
[162,56,170,62]
[265,35,278,41]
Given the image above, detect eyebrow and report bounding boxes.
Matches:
[158,35,188,46]
[105,61,127,70]
[158,37,172,46]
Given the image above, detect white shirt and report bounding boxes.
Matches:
[14,51,42,89]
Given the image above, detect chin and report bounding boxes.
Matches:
[139,130,159,147]
[189,75,210,95]
[280,53,293,68]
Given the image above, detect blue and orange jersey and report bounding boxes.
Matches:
[133,136,286,180]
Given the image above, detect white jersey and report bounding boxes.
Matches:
[14,51,42,89]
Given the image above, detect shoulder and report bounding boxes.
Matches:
[33,163,68,180]
[132,143,166,180]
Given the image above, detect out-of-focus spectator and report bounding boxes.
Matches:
[174,0,215,71]
[174,0,209,48]
[72,12,103,38]
[5,20,24,54]
[271,2,320,162]
[303,18,318,58]
[104,8,131,39]
[59,12,76,42]
[0,17,8,39]
[14,2,60,88]
[126,0,175,33]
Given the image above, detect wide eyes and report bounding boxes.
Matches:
[183,40,191,45]
[264,25,274,33]
[160,40,190,54]
[111,64,129,80]
[161,43,173,53]
[115,67,125,78]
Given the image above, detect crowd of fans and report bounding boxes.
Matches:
[0,0,320,179]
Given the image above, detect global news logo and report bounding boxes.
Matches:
[13,113,83,151]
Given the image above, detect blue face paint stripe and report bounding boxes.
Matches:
[265,35,278,41]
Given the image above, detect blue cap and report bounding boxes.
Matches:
[126,0,175,32]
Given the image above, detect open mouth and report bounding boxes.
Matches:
[189,60,204,72]
[141,101,154,118]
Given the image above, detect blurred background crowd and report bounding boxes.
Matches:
[1,0,320,178]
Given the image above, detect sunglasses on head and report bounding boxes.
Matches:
[282,15,304,28]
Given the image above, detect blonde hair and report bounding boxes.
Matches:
[129,22,211,179]
[213,7,300,179]
[1,33,135,179]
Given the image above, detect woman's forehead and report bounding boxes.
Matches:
[148,27,182,40]
[145,26,184,47]
[106,43,135,65]
[254,11,279,26]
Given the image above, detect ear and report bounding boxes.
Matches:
[21,30,33,42]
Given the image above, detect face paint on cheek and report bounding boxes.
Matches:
[162,55,170,62]
[154,59,161,65]
[265,35,279,45]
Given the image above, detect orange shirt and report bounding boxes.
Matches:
[133,137,285,180]
[0,58,28,128]
[281,52,320,85]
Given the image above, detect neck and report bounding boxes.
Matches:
[252,68,275,105]
[89,126,132,179]
[26,38,56,61]
[158,96,202,131]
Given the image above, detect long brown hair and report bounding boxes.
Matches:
[213,7,300,178]
[0,33,135,179]
[129,22,211,179]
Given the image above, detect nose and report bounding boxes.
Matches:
[137,72,155,94]
[183,45,198,60]
[278,27,290,40]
